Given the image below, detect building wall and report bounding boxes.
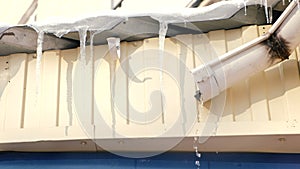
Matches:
[0,0,34,24]
[0,25,300,152]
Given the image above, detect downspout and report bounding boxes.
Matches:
[192,1,300,102]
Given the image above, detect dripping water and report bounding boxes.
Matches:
[193,137,201,169]
[158,22,168,125]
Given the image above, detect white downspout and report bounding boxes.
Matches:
[192,1,300,102]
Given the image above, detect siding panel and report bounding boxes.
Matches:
[23,54,40,128]
[39,51,60,128]
[0,25,300,147]
[59,48,79,128]
[0,56,9,131]
[243,26,270,121]
[4,54,27,129]
[227,28,253,121]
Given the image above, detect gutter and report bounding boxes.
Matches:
[192,1,300,102]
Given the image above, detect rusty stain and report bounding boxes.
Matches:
[264,33,291,62]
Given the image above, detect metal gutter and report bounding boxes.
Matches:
[192,1,300,102]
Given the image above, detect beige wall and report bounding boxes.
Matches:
[0,0,33,24]
[0,25,300,152]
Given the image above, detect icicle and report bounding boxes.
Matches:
[107,37,121,60]
[90,30,97,134]
[54,30,70,38]
[269,6,273,23]
[90,31,97,70]
[264,0,270,23]
[36,31,44,97]
[106,37,121,138]
[283,0,286,6]
[78,27,88,64]
[243,0,248,15]
[159,21,168,124]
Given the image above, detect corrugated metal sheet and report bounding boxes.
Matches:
[0,25,299,152]
[0,1,288,56]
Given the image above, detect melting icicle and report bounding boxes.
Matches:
[78,28,88,64]
[283,0,286,6]
[106,37,121,138]
[90,30,97,137]
[243,0,248,15]
[269,6,273,23]
[54,30,70,38]
[107,37,121,60]
[159,22,168,125]
[264,0,270,23]
[36,31,44,97]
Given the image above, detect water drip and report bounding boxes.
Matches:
[195,160,200,169]
[193,136,202,168]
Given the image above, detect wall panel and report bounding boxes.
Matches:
[0,26,300,150]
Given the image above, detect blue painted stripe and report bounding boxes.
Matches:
[0,152,299,169]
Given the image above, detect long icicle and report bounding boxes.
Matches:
[36,31,44,98]
[159,22,168,125]
[264,0,270,23]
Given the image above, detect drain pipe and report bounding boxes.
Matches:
[192,1,300,102]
